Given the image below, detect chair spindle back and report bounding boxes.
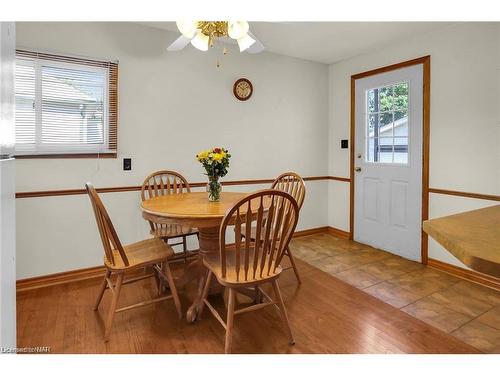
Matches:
[141,171,192,233]
[220,189,299,282]
[271,172,306,209]
[85,183,129,267]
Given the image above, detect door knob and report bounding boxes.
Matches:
[354,167,362,172]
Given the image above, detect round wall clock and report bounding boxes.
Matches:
[233,78,253,101]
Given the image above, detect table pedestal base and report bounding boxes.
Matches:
[186,226,223,322]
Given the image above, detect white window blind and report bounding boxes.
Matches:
[14,50,118,157]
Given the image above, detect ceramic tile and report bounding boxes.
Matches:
[477,305,500,330]
[363,281,421,309]
[315,261,352,275]
[425,287,493,318]
[315,244,351,257]
[402,298,473,333]
[336,240,366,251]
[292,247,328,262]
[334,268,384,289]
[450,280,500,306]
[302,254,334,268]
[452,319,500,353]
[392,268,461,298]
[359,256,424,281]
[330,249,390,268]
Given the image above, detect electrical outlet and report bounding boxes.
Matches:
[123,158,132,171]
[341,139,348,149]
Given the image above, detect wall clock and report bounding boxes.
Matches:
[233,78,253,101]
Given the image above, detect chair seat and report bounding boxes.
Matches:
[105,238,174,271]
[151,224,198,239]
[203,244,282,286]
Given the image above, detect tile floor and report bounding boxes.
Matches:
[289,233,500,353]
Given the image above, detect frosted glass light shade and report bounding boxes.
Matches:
[191,30,210,51]
[237,33,256,52]
[228,21,249,39]
[176,21,198,39]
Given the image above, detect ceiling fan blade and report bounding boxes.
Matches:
[245,32,265,54]
[167,35,192,51]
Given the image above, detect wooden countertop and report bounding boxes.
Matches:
[423,205,500,278]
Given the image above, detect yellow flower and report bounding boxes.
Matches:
[212,153,223,161]
[197,150,209,160]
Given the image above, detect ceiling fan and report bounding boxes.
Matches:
[167,21,265,54]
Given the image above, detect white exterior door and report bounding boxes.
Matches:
[354,64,423,261]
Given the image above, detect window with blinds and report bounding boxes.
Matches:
[14,50,118,157]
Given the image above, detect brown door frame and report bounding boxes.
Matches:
[349,56,431,264]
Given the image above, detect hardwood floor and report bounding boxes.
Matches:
[17,240,478,353]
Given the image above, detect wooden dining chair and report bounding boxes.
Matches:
[200,189,300,353]
[241,172,306,283]
[86,183,182,341]
[141,170,199,262]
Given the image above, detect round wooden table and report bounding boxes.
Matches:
[141,191,248,322]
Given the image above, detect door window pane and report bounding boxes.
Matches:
[379,86,393,111]
[367,90,376,113]
[379,144,394,163]
[394,82,409,110]
[365,81,409,165]
[394,137,408,164]
[379,112,394,137]
[394,110,408,137]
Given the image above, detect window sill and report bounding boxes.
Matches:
[14,153,117,159]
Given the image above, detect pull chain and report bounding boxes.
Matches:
[212,38,229,68]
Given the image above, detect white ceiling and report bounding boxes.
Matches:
[138,22,451,64]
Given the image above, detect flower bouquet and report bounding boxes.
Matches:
[196,147,231,202]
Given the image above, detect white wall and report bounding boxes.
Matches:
[328,23,500,266]
[0,22,16,350]
[15,22,329,279]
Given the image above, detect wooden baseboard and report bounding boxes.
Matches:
[17,265,106,292]
[427,258,500,291]
[327,226,351,239]
[292,226,351,239]
[293,226,329,237]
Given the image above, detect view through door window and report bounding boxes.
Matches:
[366,81,409,164]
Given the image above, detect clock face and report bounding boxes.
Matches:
[233,78,253,101]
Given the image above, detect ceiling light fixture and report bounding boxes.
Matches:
[167,21,265,66]
[176,21,198,39]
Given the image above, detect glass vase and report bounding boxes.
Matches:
[206,178,222,202]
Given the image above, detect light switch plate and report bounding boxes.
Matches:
[123,158,132,171]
